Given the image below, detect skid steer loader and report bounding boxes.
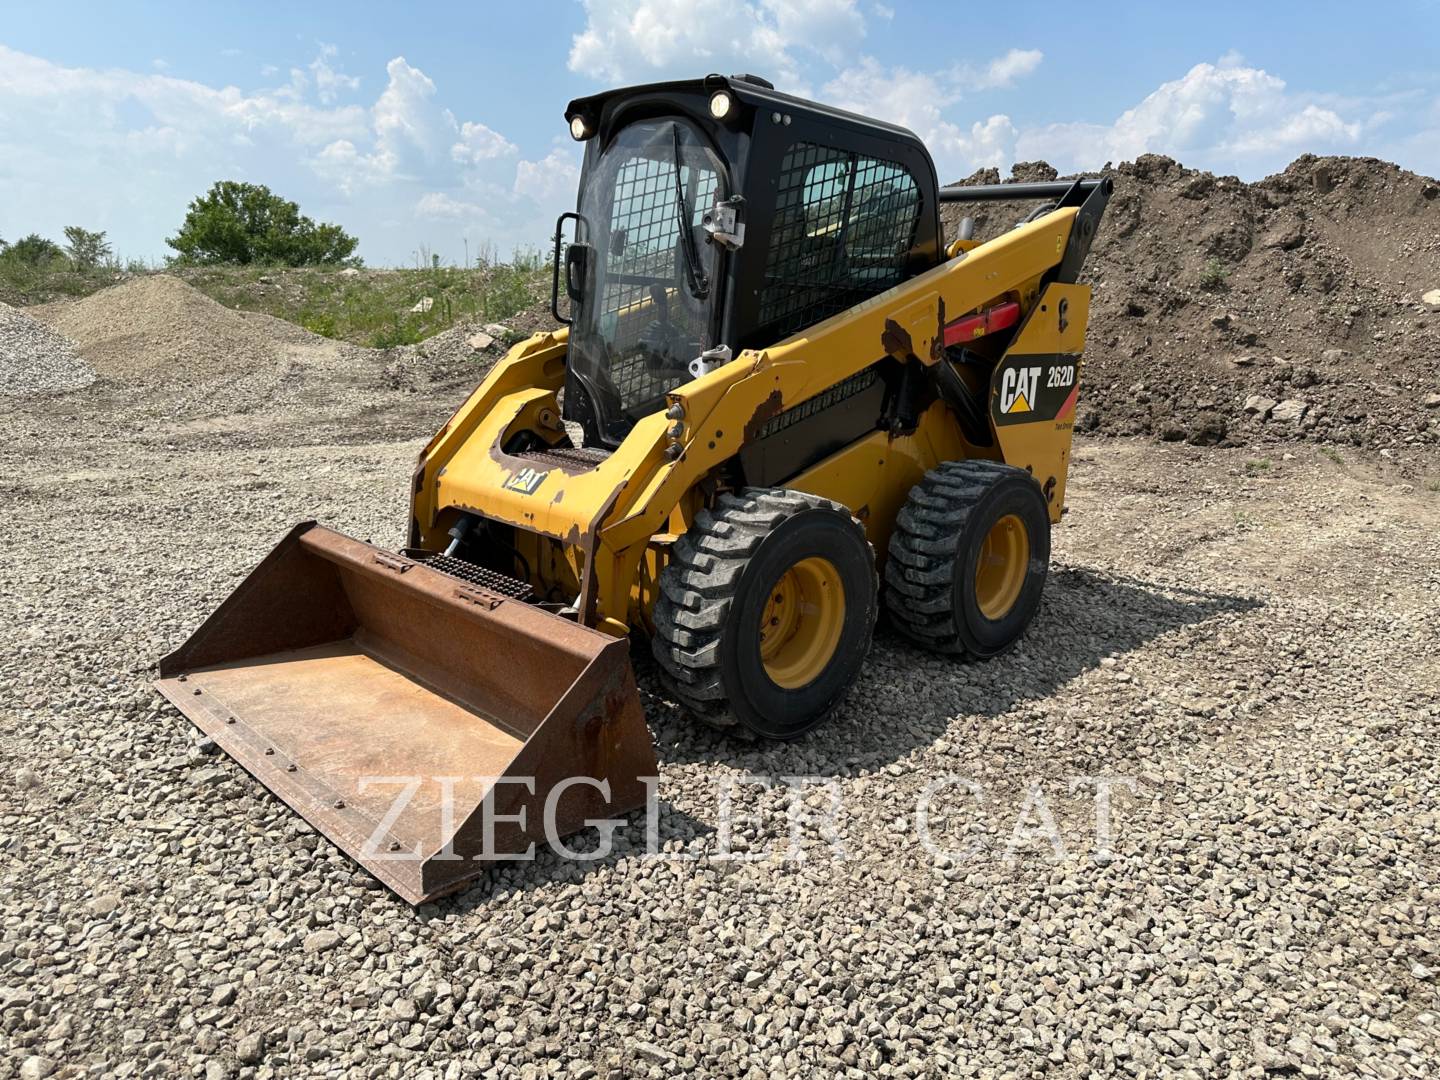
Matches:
[156,74,1111,902]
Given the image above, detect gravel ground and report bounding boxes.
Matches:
[0,303,94,396]
[2,356,1440,1078]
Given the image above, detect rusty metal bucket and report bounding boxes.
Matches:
[155,522,657,903]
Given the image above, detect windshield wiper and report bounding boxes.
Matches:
[670,126,709,300]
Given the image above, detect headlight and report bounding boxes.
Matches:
[569,115,592,141]
[708,91,734,120]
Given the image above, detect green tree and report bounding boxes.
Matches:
[63,226,113,270]
[5,234,65,266]
[166,181,360,266]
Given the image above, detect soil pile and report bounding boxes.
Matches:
[0,301,95,395]
[26,275,398,424]
[944,155,1440,449]
[32,274,301,385]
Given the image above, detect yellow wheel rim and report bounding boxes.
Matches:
[974,513,1030,620]
[759,556,846,689]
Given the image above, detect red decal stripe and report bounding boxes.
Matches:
[1057,382,1080,419]
[942,301,1021,349]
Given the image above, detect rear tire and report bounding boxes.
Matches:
[652,488,877,739]
[884,460,1050,657]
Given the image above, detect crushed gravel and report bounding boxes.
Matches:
[3,371,1439,1078]
[1,160,1439,1078]
[0,302,94,397]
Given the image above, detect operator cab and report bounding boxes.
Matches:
[556,74,943,447]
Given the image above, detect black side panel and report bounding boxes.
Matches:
[1056,179,1113,284]
[738,368,886,487]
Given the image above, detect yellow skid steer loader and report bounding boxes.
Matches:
[156,74,1111,902]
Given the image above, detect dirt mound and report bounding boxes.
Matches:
[32,274,300,383]
[0,301,95,396]
[944,155,1440,449]
[25,274,386,422]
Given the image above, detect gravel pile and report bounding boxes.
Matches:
[0,301,94,396]
[2,378,1438,1075]
[943,154,1440,451]
[31,275,295,384]
[18,275,478,435]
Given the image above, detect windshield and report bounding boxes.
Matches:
[569,118,725,445]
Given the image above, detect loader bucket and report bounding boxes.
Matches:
[155,522,657,904]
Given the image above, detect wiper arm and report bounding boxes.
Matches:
[670,126,709,300]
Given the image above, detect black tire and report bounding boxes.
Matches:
[651,488,878,739]
[884,460,1050,657]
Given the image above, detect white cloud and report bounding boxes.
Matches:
[452,121,518,164]
[514,148,583,205]
[0,43,569,264]
[822,52,1038,177]
[416,192,488,220]
[1017,61,1363,173]
[370,57,449,173]
[976,48,1043,90]
[310,43,360,104]
[567,0,865,89]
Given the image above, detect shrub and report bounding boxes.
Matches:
[63,226,113,270]
[1198,257,1230,291]
[4,233,66,266]
[167,181,360,267]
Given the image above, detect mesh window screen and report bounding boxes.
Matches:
[758,142,921,339]
[598,154,719,407]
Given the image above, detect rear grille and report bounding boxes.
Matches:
[412,553,534,601]
[513,445,612,472]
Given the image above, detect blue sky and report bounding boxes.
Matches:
[2,0,1437,266]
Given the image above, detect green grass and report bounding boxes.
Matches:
[1244,458,1271,475]
[1198,256,1230,291]
[1,250,553,349]
[1320,446,1343,464]
[0,256,136,306]
[177,255,551,348]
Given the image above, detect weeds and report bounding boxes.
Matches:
[1244,458,1271,475]
[1320,446,1343,464]
[1198,257,1230,291]
[0,246,553,348]
[1425,479,1440,493]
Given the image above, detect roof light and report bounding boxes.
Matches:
[709,91,734,120]
[569,115,592,141]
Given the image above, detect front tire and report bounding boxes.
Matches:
[652,489,878,739]
[884,460,1051,657]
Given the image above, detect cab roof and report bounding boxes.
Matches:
[565,73,926,148]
